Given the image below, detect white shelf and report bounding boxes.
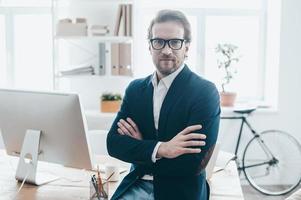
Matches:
[52,0,135,95]
[54,0,134,5]
[55,74,133,79]
[55,36,133,43]
[71,0,133,4]
[86,110,117,117]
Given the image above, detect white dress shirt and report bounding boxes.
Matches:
[141,64,185,181]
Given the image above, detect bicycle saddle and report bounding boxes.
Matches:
[233,108,256,114]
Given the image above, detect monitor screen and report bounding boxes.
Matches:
[0,89,93,170]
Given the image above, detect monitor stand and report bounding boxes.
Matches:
[15,129,58,185]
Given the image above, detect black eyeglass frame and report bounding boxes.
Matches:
[149,38,186,50]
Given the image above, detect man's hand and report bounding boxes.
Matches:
[117,117,142,140]
[157,125,206,159]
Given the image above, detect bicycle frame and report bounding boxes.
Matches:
[221,115,277,170]
[221,115,257,155]
[222,113,301,195]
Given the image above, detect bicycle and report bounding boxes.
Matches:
[221,107,301,196]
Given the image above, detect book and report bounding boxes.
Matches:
[114,5,123,36]
[99,43,106,75]
[59,65,95,76]
[126,4,132,36]
[119,43,132,76]
[114,4,132,36]
[129,4,132,36]
[91,25,109,36]
[111,43,119,75]
[122,5,126,36]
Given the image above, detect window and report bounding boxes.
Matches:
[204,16,261,101]
[0,0,51,7]
[134,12,197,77]
[0,4,53,90]
[134,0,281,106]
[0,15,6,87]
[14,14,53,90]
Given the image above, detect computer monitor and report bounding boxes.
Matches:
[0,89,94,185]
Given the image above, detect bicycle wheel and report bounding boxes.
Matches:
[242,130,301,195]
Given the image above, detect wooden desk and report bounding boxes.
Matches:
[0,151,128,200]
[209,161,244,200]
[0,150,244,200]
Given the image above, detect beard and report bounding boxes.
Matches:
[155,56,180,77]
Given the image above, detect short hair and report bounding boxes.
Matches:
[147,9,191,43]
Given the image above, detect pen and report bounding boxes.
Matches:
[97,165,103,194]
[106,172,115,182]
[99,172,114,198]
[94,173,108,199]
[91,176,101,200]
[97,166,108,198]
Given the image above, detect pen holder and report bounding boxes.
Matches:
[89,179,109,200]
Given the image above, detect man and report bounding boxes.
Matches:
[107,9,220,200]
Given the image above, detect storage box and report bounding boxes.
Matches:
[56,20,88,36]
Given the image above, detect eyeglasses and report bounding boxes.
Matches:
[150,38,186,50]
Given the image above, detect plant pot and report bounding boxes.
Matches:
[101,100,121,113]
[220,92,237,107]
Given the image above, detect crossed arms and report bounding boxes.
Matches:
[106,82,220,176]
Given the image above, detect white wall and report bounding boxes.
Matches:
[75,0,301,153]
[1,0,301,159]
[218,0,301,186]
[59,76,132,111]
[218,0,301,151]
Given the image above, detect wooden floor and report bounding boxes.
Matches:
[242,185,301,200]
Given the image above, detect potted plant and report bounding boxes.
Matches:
[215,43,240,107]
[100,93,122,113]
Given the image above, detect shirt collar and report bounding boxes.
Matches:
[151,63,185,89]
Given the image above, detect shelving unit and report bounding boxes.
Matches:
[52,0,135,89]
[54,36,133,43]
[51,0,136,111]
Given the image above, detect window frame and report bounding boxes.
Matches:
[0,6,53,89]
[134,0,280,108]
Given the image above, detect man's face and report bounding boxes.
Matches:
[149,21,190,78]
